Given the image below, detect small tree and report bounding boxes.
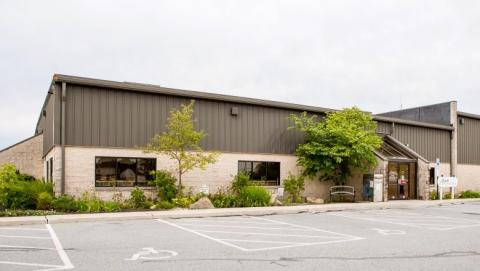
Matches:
[290,107,382,185]
[144,100,218,188]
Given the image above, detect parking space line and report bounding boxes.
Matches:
[251,216,363,240]
[157,219,250,252]
[175,223,327,231]
[0,234,51,239]
[0,245,57,251]
[159,216,363,252]
[0,227,49,231]
[195,229,346,239]
[329,211,480,231]
[0,261,65,270]
[46,224,74,270]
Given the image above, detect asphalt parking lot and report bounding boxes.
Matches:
[1,202,480,271]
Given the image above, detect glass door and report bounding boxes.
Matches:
[388,162,411,200]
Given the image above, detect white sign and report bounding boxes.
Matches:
[125,247,178,261]
[277,187,284,197]
[438,177,458,188]
[199,184,209,194]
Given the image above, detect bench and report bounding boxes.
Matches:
[329,186,355,202]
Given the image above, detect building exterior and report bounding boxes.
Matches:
[1,74,479,202]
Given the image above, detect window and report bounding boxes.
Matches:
[238,161,280,186]
[45,158,53,182]
[429,167,436,185]
[95,157,156,187]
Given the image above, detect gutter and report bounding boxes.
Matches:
[61,82,66,194]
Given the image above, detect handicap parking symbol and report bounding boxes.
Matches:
[125,247,178,261]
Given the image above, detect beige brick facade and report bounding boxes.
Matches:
[456,164,480,192]
[0,134,44,179]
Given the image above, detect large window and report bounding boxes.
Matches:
[238,161,280,186]
[95,157,156,187]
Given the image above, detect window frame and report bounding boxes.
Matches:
[238,160,281,186]
[95,156,157,188]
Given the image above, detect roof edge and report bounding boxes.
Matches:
[0,133,43,153]
[53,74,335,114]
[373,115,453,131]
[458,111,480,120]
[384,135,429,163]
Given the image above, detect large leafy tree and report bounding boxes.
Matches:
[290,107,382,185]
[144,100,218,188]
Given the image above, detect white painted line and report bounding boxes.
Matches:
[0,234,51,239]
[251,216,363,240]
[0,261,65,269]
[159,216,364,252]
[157,219,250,252]
[218,239,310,245]
[175,223,323,231]
[0,227,49,231]
[46,224,74,270]
[195,229,345,239]
[174,219,278,225]
[0,245,57,251]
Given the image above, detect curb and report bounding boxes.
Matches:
[1,199,479,226]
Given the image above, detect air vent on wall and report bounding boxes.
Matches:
[231,107,239,116]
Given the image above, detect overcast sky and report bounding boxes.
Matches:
[0,0,479,149]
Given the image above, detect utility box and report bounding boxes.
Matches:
[373,174,384,202]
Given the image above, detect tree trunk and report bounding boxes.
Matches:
[178,160,182,188]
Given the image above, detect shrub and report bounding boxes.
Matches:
[37,192,54,210]
[1,180,53,210]
[172,196,197,208]
[52,195,78,212]
[103,201,122,212]
[231,172,252,194]
[283,174,305,203]
[238,186,271,207]
[459,190,480,198]
[129,188,147,209]
[149,170,178,202]
[156,200,175,210]
[0,209,57,217]
[209,189,238,208]
[77,192,104,213]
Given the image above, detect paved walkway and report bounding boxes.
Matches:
[1,199,479,226]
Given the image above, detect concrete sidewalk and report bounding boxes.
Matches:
[1,198,479,226]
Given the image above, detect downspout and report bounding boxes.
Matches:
[61,82,66,194]
[450,101,458,177]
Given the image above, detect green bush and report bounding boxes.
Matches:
[209,189,239,208]
[156,200,175,209]
[77,192,104,213]
[129,188,147,209]
[238,186,271,207]
[231,172,252,194]
[52,195,78,212]
[459,190,480,198]
[149,170,178,202]
[1,180,53,210]
[103,201,122,212]
[37,192,54,210]
[172,196,197,208]
[0,163,19,184]
[283,174,305,203]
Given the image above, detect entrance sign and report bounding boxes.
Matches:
[438,176,458,200]
[199,184,209,194]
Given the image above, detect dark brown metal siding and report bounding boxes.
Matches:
[458,117,480,164]
[376,121,391,134]
[392,124,450,162]
[41,84,61,157]
[64,84,305,154]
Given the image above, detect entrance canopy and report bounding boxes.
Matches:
[375,135,429,163]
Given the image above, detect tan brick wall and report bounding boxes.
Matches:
[64,146,309,200]
[456,164,480,192]
[0,134,43,179]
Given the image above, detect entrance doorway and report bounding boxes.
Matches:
[387,162,416,200]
